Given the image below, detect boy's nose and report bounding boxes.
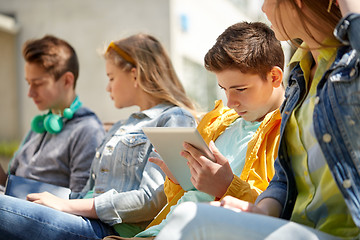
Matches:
[27,86,36,98]
[227,100,238,109]
[226,93,239,109]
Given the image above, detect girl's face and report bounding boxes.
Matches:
[262,0,299,41]
[105,59,137,109]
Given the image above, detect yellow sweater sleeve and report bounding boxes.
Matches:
[218,109,281,204]
[163,176,183,203]
[218,175,256,203]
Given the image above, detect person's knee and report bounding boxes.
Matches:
[166,202,212,239]
[156,202,200,240]
[170,201,198,222]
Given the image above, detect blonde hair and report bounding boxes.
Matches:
[104,33,197,117]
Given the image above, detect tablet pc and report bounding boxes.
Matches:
[4,175,71,199]
[142,127,214,191]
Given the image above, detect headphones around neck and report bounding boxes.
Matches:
[31,96,83,134]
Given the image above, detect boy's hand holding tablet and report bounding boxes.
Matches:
[182,140,234,198]
[142,127,215,191]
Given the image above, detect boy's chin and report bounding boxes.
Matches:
[242,115,263,123]
[35,105,49,112]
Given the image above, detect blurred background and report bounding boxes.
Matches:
[0,0,291,164]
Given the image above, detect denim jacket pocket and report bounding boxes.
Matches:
[120,133,149,166]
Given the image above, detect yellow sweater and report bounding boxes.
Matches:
[147,100,281,228]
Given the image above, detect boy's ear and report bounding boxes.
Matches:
[268,66,283,88]
[62,72,75,89]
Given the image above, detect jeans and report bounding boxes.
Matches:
[155,202,341,240]
[0,195,115,240]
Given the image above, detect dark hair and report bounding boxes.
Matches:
[22,35,79,88]
[204,21,284,80]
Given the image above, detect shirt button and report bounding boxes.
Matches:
[314,96,320,105]
[343,179,351,189]
[322,133,332,143]
[106,145,114,152]
[350,68,356,77]
[95,152,100,158]
[348,119,356,126]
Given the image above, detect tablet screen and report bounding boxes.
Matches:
[142,127,214,191]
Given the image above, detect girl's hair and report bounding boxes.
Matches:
[104,33,196,115]
[276,0,342,47]
[22,35,79,88]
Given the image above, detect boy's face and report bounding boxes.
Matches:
[25,62,66,112]
[216,68,277,122]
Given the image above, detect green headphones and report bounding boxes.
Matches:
[31,96,82,134]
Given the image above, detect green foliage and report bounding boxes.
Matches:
[0,141,19,158]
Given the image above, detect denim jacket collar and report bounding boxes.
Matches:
[131,103,175,120]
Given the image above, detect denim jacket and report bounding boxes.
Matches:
[75,103,196,226]
[256,13,360,227]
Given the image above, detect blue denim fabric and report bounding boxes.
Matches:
[0,103,196,239]
[256,13,360,227]
[0,195,115,240]
[79,104,196,226]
